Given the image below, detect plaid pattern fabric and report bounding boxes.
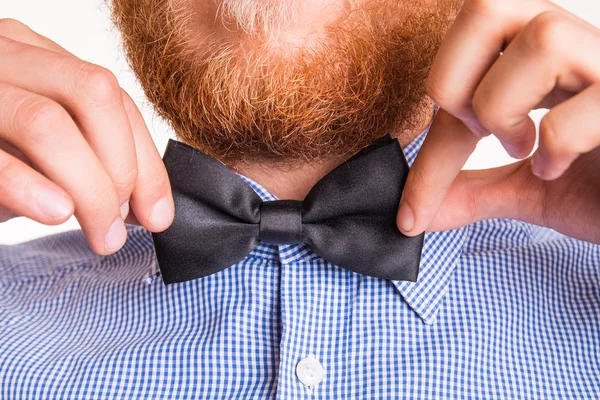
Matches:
[1,127,599,399]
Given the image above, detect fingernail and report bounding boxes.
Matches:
[149,197,174,229]
[531,156,543,178]
[105,216,127,251]
[120,201,130,220]
[36,187,72,220]
[397,202,415,233]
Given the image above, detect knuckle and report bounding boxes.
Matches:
[77,63,121,106]
[523,11,569,55]
[0,18,30,39]
[13,97,67,142]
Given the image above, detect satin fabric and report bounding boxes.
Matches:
[152,134,424,284]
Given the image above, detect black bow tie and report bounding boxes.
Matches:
[151,134,424,285]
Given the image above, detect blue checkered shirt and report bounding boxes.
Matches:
[1,128,599,399]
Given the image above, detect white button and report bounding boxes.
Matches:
[296,354,325,387]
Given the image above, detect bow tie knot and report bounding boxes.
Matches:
[259,200,304,245]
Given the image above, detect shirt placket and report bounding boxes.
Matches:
[275,243,362,399]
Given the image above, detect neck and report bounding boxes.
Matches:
[231,106,434,200]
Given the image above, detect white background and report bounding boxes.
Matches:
[0,0,599,244]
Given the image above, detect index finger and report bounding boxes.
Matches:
[0,20,174,231]
[397,109,478,235]
[427,0,565,135]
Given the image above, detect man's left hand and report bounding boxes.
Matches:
[397,0,600,244]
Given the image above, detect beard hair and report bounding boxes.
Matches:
[218,0,297,35]
[111,0,459,168]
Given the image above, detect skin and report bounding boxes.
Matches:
[0,0,599,254]
[111,0,447,173]
[0,19,174,254]
[397,0,600,245]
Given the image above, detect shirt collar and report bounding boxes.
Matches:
[238,116,468,325]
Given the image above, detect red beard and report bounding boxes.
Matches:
[111,0,459,168]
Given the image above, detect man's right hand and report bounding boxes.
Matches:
[0,19,174,254]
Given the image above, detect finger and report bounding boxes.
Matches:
[0,132,76,225]
[0,18,72,55]
[124,210,141,225]
[0,147,73,224]
[0,82,126,255]
[531,82,600,181]
[0,25,172,227]
[473,11,600,158]
[0,19,151,227]
[397,109,479,236]
[0,136,32,166]
[120,91,174,231]
[0,36,138,210]
[427,0,564,136]
[426,160,538,232]
[0,207,16,223]
[0,138,37,223]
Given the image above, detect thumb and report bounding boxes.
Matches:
[397,109,479,236]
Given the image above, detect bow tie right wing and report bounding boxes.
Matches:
[152,140,263,284]
[301,135,424,281]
